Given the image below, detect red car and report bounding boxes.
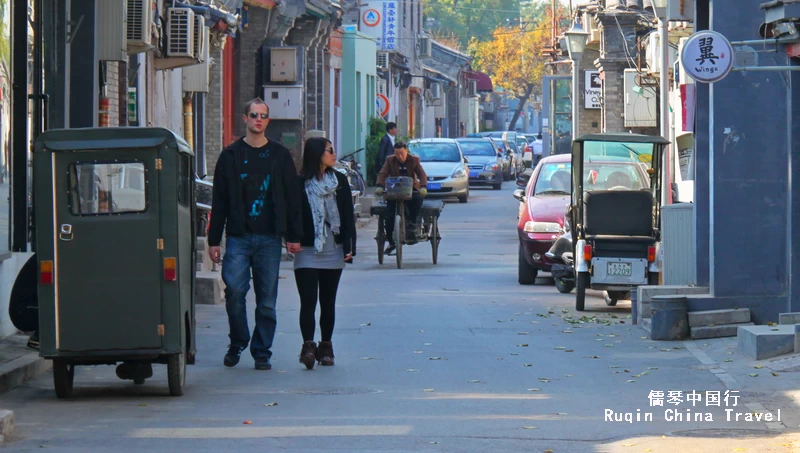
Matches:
[513,154,571,284]
[514,154,652,285]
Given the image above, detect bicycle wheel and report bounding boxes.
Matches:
[431,216,439,264]
[376,216,385,265]
[395,213,404,269]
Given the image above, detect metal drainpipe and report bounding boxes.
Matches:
[184,94,194,150]
[659,17,671,206]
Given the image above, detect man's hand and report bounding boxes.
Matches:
[374,187,384,196]
[209,246,222,263]
[419,188,428,198]
[287,242,302,254]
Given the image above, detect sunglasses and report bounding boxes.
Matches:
[325,147,336,154]
[248,112,269,119]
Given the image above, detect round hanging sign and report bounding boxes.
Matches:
[680,30,734,83]
[376,94,390,118]
[363,9,381,27]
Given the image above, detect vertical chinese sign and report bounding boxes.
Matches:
[382,1,397,51]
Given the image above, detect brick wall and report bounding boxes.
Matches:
[206,44,224,175]
[234,6,272,138]
[596,13,638,133]
[577,49,601,136]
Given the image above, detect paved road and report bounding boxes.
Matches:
[0,182,797,452]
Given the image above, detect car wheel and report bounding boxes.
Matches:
[575,272,589,311]
[493,182,502,190]
[518,244,538,285]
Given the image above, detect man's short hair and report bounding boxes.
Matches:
[393,141,407,149]
[386,122,397,132]
[244,97,269,115]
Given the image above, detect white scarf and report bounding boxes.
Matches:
[305,170,341,252]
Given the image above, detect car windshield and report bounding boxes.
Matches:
[408,142,461,162]
[457,141,496,156]
[533,161,650,195]
[583,140,655,168]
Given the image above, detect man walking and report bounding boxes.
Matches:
[208,98,303,370]
[375,122,398,171]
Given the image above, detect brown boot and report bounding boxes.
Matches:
[316,341,335,366]
[299,341,317,370]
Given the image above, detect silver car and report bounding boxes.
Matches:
[455,138,504,190]
[408,138,470,203]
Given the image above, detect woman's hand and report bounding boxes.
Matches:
[287,242,302,254]
[344,253,353,263]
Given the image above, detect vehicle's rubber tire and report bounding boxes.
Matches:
[431,217,439,265]
[648,272,660,286]
[394,214,403,269]
[493,182,502,190]
[518,244,538,285]
[376,217,385,265]
[53,359,74,399]
[555,278,575,294]
[167,351,186,397]
[576,272,590,311]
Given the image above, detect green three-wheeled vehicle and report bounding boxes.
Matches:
[33,127,197,398]
[568,133,670,311]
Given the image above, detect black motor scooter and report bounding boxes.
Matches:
[545,229,576,294]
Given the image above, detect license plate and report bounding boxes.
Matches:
[427,183,442,190]
[469,171,479,178]
[607,262,632,277]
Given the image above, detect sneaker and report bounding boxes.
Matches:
[223,345,245,367]
[27,332,39,350]
[254,359,272,370]
[299,341,317,370]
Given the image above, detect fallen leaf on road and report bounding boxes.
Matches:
[468,380,482,383]
[622,443,635,447]
[203,325,211,328]
[510,353,519,356]
[424,343,433,346]
[423,389,435,392]
[648,367,658,370]
[518,344,529,347]
[429,357,442,360]
[644,450,652,452]
[585,356,600,359]
[522,426,538,429]
[749,374,758,377]
[531,321,539,324]
[264,402,278,407]
[419,330,424,333]
[605,344,614,347]
[407,369,418,372]
[609,366,620,368]
[772,372,779,377]
[565,374,573,377]
[243,420,253,425]
[277,370,287,373]
[429,441,439,444]
[557,412,568,416]
[754,364,763,369]
[498,320,504,323]
[360,323,371,327]
[138,404,147,407]
[627,380,636,383]
[361,357,373,360]
[565,349,574,352]
[660,348,671,352]
[563,330,573,334]
[554,346,566,350]
[527,388,541,392]
[519,332,530,335]
[442,288,460,291]
[640,336,647,339]
[725,358,733,362]
[524,364,532,367]
[414,350,423,354]
[544,450,554,453]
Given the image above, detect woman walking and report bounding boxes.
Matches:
[294,137,356,369]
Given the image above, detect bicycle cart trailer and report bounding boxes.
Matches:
[568,133,669,311]
[32,127,197,398]
[370,177,444,269]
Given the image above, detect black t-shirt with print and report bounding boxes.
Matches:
[231,139,283,235]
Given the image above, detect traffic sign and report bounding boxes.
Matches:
[363,9,380,27]
[680,30,734,83]
[376,93,390,118]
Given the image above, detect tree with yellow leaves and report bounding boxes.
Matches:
[469,4,569,130]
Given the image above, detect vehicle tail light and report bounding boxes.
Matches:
[164,257,177,281]
[647,246,656,263]
[40,260,53,285]
[583,245,592,262]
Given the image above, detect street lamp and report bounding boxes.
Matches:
[564,21,589,144]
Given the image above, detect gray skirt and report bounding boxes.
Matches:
[293,225,345,270]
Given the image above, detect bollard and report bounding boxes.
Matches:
[650,295,689,341]
[631,289,638,325]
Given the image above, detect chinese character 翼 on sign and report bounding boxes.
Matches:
[680,30,733,83]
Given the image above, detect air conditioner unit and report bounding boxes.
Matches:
[582,12,600,45]
[430,83,441,99]
[192,14,209,63]
[624,69,657,128]
[467,80,477,97]
[646,30,677,76]
[167,7,195,58]
[377,52,389,69]
[183,58,210,92]
[127,0,154,53]
[376,78,387,96]
[418,37,432,58]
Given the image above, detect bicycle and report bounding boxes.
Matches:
[334,148,367,197]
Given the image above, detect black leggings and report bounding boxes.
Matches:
[294,268,344,342]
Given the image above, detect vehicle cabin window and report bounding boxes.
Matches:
[68,161,147,215]
[533,163,572,195]
[533,161,649,195]
[178,154,190,207]
[458,141,496,156]
[409,143,461,162]
[583,141,655,168]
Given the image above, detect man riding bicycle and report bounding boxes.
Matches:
[375,141,428,256]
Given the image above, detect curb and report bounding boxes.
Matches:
[0,351,51,396]
[0,409,13,442]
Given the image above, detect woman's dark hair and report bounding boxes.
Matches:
[301,136,333,180]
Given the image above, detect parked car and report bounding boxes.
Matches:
[409,138,470,203]
[480,131,524,179]
[512,154,651,285]
[455,138,504,190]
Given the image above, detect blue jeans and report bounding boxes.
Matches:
[221,234,282,361]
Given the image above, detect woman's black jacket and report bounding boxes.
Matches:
[298,170,357,258]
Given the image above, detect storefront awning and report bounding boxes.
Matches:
[464,71,493,92]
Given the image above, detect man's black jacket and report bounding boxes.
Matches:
[208,138,303,246]
[375,134,393,171]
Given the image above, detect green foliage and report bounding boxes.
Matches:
[366,116,387,186]
[424,0,522,49]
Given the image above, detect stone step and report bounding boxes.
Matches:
[195,271,224,305]
[688,308,751,327]
[691,322,754,340]
[738,325,795,360]
[779,312,800,325]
